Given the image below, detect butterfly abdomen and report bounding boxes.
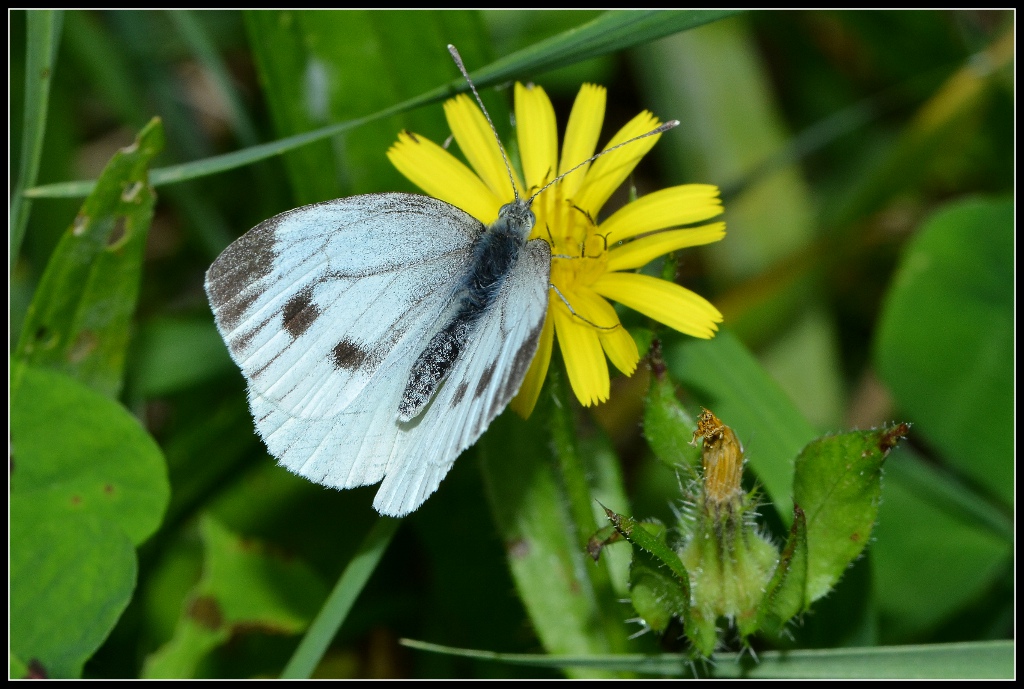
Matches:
[397,202,535,423]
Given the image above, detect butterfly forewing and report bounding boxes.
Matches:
[206,193,483,421]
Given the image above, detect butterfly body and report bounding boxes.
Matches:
[206,192,549,516]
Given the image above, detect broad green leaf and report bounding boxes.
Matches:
[871,455,1011,642]
[144,516,328,678]
[14,117,164,399]
[757,505,809,636]
[874,197,1012,505]
[10,507,135,679]
[665,329,818,522]
[793,424,908,603]
[10,363,169,545]
[634,14,845,431]
[10,363,168,678]
[401,638,1014,678]
[479,381,630,678]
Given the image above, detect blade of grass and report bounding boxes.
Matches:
[11,9,63,268]
[280,516,401,679]
[26,9,739,199]
[400,638,1014,679]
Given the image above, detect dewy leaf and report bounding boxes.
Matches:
[14,117,164,399]
[794,424,909,603]
[10,363,169,678]
[143,516,328,679]
[757,504,809,636]
[875,197,1013,506]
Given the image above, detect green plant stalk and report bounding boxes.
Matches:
[547,370,629,655]
[11,9,63,269]
[281,516,401,679]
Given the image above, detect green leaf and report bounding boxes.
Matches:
[14,117,164,399]
[627,547,689,636]
[10,363,169,677]
[757,505,808,636]
[26,10,739,199]
[793,424,909,603]
[874,197,1013,505]
[11,9,63,268]
[144,516,329,678]
[282,517,400,679]
[479,392,628,677]
[871,455,1011,641]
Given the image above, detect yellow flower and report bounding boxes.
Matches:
[388,82,725,416]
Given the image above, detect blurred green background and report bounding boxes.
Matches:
[10,10,1013,678]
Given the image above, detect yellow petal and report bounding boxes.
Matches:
[444,94,522,203]
[510,309,554,418]
[515,82,558,193]
[606,222,726,272]
[387,130,502,223]
[568,287,639,376]
[575,110,662,217]
[592,272,723,339]
[599,185,723,243]
[553,301,609,406]
[558,83,606,200]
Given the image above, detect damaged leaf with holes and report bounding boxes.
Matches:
[597,405,907,657]
[14,117,164,399]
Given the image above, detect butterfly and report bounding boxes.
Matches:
[206,46,675,517]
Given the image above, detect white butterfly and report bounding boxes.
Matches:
[206,191,548,517]
[206,46,675,517]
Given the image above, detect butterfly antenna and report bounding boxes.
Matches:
[448,44,520,202]
[526,120,680,206]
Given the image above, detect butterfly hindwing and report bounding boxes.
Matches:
[372,238,551,516]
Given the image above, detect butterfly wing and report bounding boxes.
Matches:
[372,238,551,516]
[206,192,483,489]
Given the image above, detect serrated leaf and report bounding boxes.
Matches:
[794,424,908,603]
[628,547,688,635]
[875,197,1012,505]
[10,363,168,678]
[757,504,808,636]
[14,117,163,398]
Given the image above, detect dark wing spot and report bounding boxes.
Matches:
[206,220,279,331]
[501,320,545,401]
[333,339,368,370]
[475,360,497,398]
[282,285,319,339]
[452,381,469,406]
